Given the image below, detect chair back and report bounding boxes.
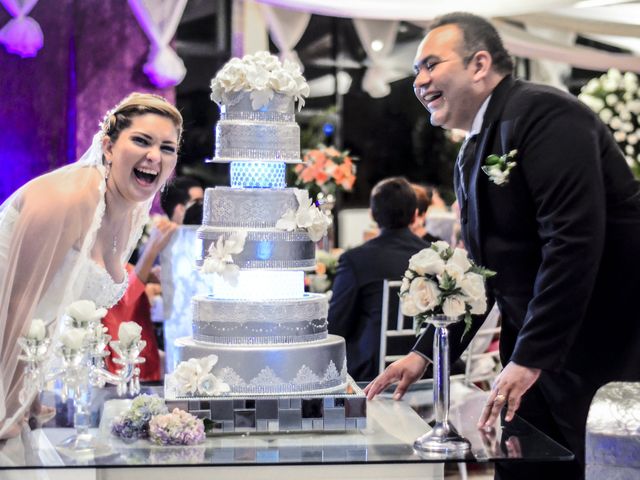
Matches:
[379,279,417,375]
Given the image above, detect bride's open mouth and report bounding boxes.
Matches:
[133,167,159,185]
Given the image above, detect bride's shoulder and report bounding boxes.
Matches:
[20,166,103,219]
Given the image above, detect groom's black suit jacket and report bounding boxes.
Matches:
[415,75,640,384]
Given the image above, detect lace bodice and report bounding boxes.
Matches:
[77,257,128,309]
[0,206,128,321]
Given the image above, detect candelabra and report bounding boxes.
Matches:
[19,314,146,458]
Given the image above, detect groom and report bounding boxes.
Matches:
[365,12,640,480]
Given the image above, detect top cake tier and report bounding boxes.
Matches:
[212,92,300,164]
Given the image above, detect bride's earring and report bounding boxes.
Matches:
[105,161,112,180]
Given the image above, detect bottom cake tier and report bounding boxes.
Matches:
[172,334,348,395]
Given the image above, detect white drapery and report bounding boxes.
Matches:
[353,19,400,98]
[255,0,579,20]
[128,0,188,88]
[0,0,42,58]
[259,3,310,71]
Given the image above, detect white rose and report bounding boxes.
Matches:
[409,248,445,276]
[448,248,472,272]
[598,108,613,123]
[198,373,230,396]
[623,71,638,91]
[307,208,331,242]
[583,78,599,95]
[118,322,142,349]
[614,131,627,143]
[400,276,411,294]
[605,93,618,107]
[431,240,450,253]
[409,277,441,313]
[443,262,464,282]
[458,272,486,301]
[627,134,638,145]
[628,100,640,115]
[26,319,46,341]
[442,295,466,317]
[269,70,297,94]
[60,328,86,351]
[626,145,634,155]
[622,121,634,133]
[245,64,269,90]
[578,93,604,112]
[614,101,625,114]
[66,300,107,327]
[174,360,201,395]
[468,295,488,315]
[400,292,421,317]
[609,116,622,130]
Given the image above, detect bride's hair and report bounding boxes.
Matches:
[100,92,183,145]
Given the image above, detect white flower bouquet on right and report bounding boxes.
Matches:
[400,241,495,335]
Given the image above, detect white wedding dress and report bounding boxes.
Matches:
[0,133,151,439]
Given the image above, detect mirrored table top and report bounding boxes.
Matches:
[0,381,573,470]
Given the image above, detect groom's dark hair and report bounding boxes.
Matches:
[370,177,416,229]
[429,12,514,75]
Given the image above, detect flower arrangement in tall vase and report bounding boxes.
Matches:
[578,68,640,178]
[294,144,357,249]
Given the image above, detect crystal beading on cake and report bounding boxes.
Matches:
[167,52,352,399]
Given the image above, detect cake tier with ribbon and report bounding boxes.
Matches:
[197,228,316,270]
[173,334,347,395]
[192,293,328,344]
[212,93,300,164]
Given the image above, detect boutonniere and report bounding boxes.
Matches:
[482,150,517,185]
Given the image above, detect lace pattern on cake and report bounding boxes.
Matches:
[194,295,328,324]
[204,188,298,228]
[220,111,295,123]
[211,360,346,394]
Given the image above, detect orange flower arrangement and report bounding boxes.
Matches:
[295,145,357,196]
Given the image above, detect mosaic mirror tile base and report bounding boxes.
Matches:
[165,377,366,434]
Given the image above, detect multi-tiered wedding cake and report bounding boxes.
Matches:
[166,53,356,410]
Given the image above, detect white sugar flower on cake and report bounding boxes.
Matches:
[275,190,331,242]
[172,355,230,397]
[201,230,247,285]
[210,51,310,111]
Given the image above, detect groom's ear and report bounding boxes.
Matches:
[470,50,492,81]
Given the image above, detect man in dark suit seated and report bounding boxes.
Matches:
[328,177,429,382]
[365,12,640,480]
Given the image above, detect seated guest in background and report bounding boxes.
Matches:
[183,197,203,226]
[160,176,203,224]
[103,217,177,381]
[327,177,429,382]
[410,183,442,243]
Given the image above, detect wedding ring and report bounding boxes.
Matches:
[494,393,507,403]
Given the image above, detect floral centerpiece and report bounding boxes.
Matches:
[578,68,640,178]
[295,144,357,199]
[210,51,309,111]
[399,241,495,334]
[111,394,169,440]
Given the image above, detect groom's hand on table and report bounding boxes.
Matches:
[478,361,541,430]
[364,352,429,401]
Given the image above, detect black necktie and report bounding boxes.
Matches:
[457,134,478,200]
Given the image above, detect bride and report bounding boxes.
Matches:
[0,92,182,438]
